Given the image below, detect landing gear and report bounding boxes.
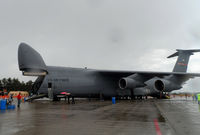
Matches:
[136,96,143,100]
[156,92,169,99]
[160,92,163,99]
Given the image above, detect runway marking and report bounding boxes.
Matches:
[154,119,162,135]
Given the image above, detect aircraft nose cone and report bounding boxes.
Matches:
[18,43,47,73]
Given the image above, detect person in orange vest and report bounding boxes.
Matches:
[17,92,22,107]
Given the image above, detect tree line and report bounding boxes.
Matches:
[0,78,33,93]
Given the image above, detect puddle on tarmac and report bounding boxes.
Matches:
[99,102,166,122]
[32,100,110,111]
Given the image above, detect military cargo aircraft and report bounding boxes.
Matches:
[18,43,200,100]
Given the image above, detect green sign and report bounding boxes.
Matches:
[198,94,200,101]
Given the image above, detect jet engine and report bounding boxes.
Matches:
[119,77,144,89]
[119,78,136,89]
[145,77,182,92]
[155,79,182,92]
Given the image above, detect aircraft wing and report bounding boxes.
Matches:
[98,70,200,78]
[98,70,200,90]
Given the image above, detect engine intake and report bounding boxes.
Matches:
[155,80,165,91]
[119,78,127,89]
[145,77,182,92]
[119,77,144,89]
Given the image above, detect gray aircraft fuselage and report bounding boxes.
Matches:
[39,66,117,98]
[18,43,200,100]
[38,67,161,98]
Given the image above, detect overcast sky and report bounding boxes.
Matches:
[1,0,200,92]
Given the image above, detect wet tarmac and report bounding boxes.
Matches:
[0,97,200,135]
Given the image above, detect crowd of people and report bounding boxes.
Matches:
[0,92,23,108]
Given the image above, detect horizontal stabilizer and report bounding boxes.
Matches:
[167,52,179,58]
[167,49,200,58]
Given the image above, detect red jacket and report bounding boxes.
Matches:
[17,94,22,100]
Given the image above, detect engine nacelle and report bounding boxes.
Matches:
[119,78,136,89]
[155,79,182,92]
[119,77,144,89]
[145,77,182,92]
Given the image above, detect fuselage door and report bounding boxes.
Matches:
[48,82,53,100]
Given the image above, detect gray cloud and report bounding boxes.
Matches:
[0,0,200,92]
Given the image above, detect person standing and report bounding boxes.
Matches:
[8,94,13,105]
[198,94,200,105]
[17,92,22,107]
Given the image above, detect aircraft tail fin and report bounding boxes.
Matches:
[167,49,200,72]
[18,43,47,76]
